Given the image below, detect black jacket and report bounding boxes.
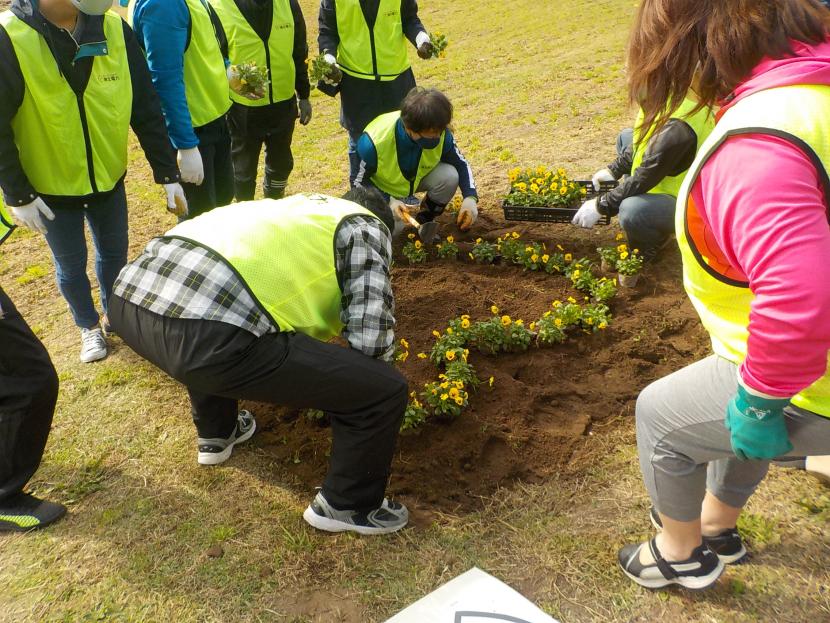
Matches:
[0,0,179,208]
[597,119,698,217]
[318,0,425,56]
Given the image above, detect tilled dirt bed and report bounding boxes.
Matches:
[248,212,711,518]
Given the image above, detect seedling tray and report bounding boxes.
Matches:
[502,180,617,224]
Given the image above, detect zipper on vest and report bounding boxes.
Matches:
[367,28,379,81]
[76,94,98,194]
[261,34,274,104]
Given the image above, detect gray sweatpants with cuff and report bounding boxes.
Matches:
[637,355,830,522]
[416,163,459,205]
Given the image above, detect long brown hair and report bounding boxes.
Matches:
[628,0,830,133]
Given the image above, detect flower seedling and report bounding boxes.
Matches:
[470,238,497,264]
[505,166,588,208]
[429,32,449,58]
[230,62,269,99]
[403,234,428,264]
[436,235,460,259]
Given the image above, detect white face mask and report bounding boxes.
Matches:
[70,0,113,16]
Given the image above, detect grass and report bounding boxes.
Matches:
[1,0,829,621]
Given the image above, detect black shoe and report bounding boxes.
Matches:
[0,492,66,532]
[303,491,408,535]
[197,410,256,465]
[618,538,724,590]
[650,506,748,564]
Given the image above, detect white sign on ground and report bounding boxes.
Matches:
[385,567,561,623]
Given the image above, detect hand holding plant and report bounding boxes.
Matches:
[228,63,269,100]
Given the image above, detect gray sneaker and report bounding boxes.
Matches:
[303,491,408,535]
[197,410,256,465]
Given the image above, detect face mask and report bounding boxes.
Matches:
[70,0,113,16]
[415,136,441,150]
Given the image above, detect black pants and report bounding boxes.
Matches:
[226,100,298,201]
[108,296,408,511]
[183,116,235,219]
[0,287,59,504]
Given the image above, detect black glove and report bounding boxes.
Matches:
[417,41,434,59]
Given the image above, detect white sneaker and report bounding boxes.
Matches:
[80,327,107,363]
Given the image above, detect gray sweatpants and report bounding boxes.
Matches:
[416,162,459,205]
[637,355,830,521]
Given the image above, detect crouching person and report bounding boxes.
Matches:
[355,87,479,233]
[109,187,410,534]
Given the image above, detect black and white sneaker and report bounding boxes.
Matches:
[303,491,408,535]
[650,507,747,564]
[197,410,256,465]
[0,492,67,532]
[618,538,724,590]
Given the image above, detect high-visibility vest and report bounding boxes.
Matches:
[632,97,715,198]
[165,194,383,341]
[0,10,132,197]
[334,0,409,81]
[208,0,295,106]
[0,198,14,246]
[128,0,230,127]
[676,84,830,418]
[364,112,444,198]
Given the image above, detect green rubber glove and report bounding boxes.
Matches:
[725,383,793,460]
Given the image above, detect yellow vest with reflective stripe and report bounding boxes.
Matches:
[208,0,295,106]
[334,0,410,81]
[676,84,830,417]
[0,10,132,197]
[128,0,230,127]
[0,198,14,246]
[365,112,444,198]
[632,97,715,198]
[165,194,381,341]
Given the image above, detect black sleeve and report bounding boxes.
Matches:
[598,118,698,217]
[290,0,310,99]
[318,0,338,55]
[607,140,634,179]
[0,26,36,207]
[123,20,181,185]
[207,3,229,60]
[401,0,425,46]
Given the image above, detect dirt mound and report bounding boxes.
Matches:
[250,214,711,514]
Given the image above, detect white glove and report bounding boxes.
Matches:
[591,167,616,191]
[163,183,188,217]
[321,54,343,86]
[389,197,409,237]
[178,148,204,186]
[11,197,54,234]
[298,98,312,125]
[572,198,602,229]
[456,196,478,231]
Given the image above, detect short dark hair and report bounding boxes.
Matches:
[400,87,453,133]
[342,186,394,234]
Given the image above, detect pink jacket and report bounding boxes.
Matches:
[691,39,830,398]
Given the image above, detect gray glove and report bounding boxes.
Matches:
[298,98,312,125]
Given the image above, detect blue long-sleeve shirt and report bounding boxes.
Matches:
[130,0,227,149]
[354,118,477,199]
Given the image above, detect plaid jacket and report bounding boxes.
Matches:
[113,215,396,360]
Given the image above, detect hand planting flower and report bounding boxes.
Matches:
[309,53,342,86]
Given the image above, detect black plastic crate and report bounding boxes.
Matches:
[502,180,617,224]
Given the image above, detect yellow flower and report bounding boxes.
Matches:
[573,270,581,279]
[414,241,423,249]
[559,186,568,195]
[454,380,464,389]
[556,244,564,251]
[447,328,453,334]
[440,393,449,401]
[633,248,640,254]
[516,182,527,192]
[598,321,608,329]
[501,315,512,326]
[417,352,427,359]
[476,238,483,244]
[407,233,415,240]
[536,165,546,175]
[445,350,456,361]
[580,187,587,195]
[586,317,594,325]
[446,235,454,243]
[461,314,470,320]
[543,310,551,317]
[552,300,562,307]
[616,232,625,241]
[617,244,627,253]
[488,376,494,387]
[461,318,470,329]
[530,183,540,193]
[397,351,409,362]
[525,246,533,253]
[564,253,572,262]
[432,330,440,337]
[512,232,520,239]
[531,254,539,262]
[620,251,629,260]
[542,254,550,262]
[491,305,499,314]
[529,322,536,330]
[440,381,449,389]
[515,319,524,326]
[454,397,464,406]
[468,252,474,260]
[508,172,518,183]
[400,338,409,349]
[449,387,460,399]
[567,296,577,303]
[549,182,558,192]
[557,168,566,177]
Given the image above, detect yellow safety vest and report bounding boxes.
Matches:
[676,84,830,417]
[128,0,230,127]
[334,0,410,81]
[0,10,132,197]
[165,194,383,341]
[364,111,445,198]
[208,0,295,106]
[632,97,715,198]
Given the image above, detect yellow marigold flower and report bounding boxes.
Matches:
[400,338,409,349]
[414,240,423,249]
[432,330,441,337]
[564,253,572,262]
[408,233,415,240]
[491,305,499,314]
[445,350,456,361]
[441,393,449,401]
[501,315,512,326]
[454,397,464,406]
[417,352,427,359]
[554,318,563,327]
[446,235,454,243]
[542,254,550,262]
[461,318,470,329]
[620,251,629,260]
[531,254,539,262]
[616,232,625,240]
[488,376,494,387]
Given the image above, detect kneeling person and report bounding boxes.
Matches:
[355,87,479,232]
[109,188,409,534]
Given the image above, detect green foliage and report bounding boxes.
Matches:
[401,394,429,431]
[504,166,588,208]
[429,329,467,365]
[16,263,47,285]
[469,238,497,263]
[230,62,269,98]
[580,303,611,332]
[402,238,427,264]
[435,235,460,259]
[422,380,468,419]
[515,241,546,271]
[589,277,618,302]
[429,32,449,58]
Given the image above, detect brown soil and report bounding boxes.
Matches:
[248,211,711,518]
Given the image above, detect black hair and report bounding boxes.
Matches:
[399,87,453,133]
[342,186,395,234]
